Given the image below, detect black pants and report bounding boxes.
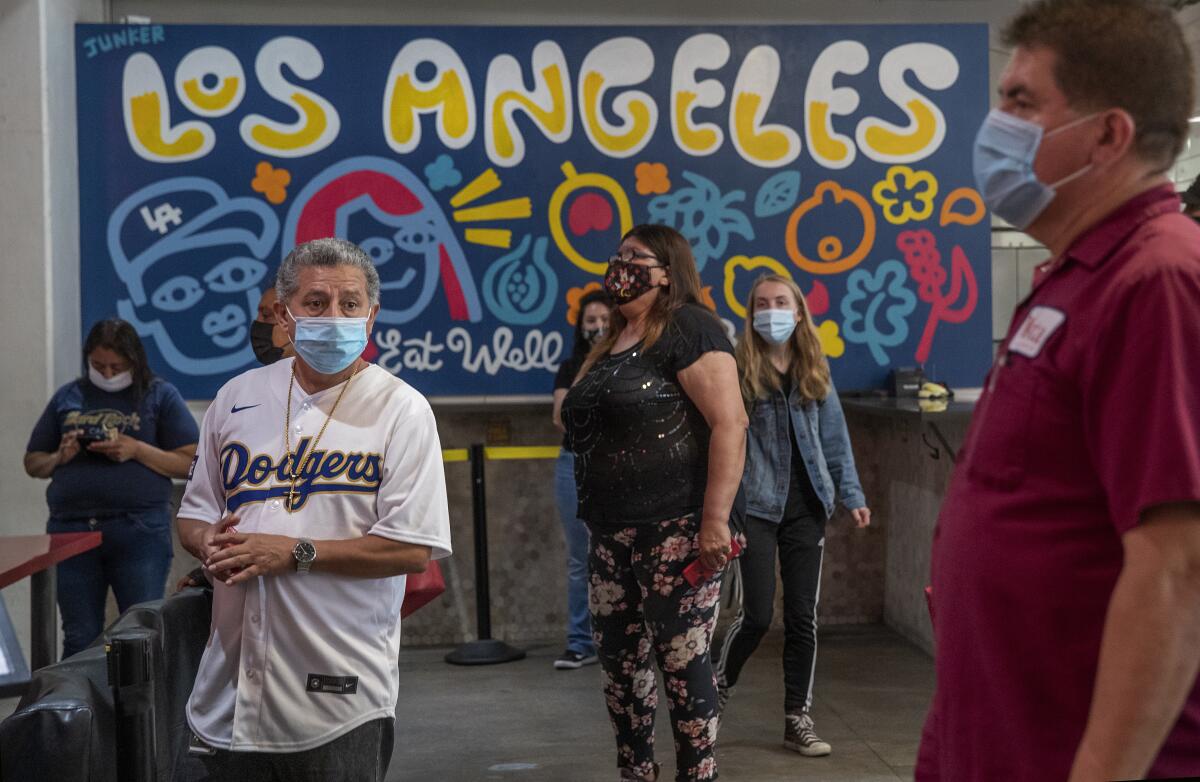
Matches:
[193,718,394,782]
[716,510,825,714]
[589,514,723,782]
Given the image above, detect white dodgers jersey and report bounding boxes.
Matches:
[179,358,452,752]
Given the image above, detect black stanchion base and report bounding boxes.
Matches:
[444,639,526,666]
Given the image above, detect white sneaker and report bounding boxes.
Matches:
[553,649,599,669]
[783,712,831,757]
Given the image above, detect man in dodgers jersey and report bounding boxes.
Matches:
[177,237,452,781]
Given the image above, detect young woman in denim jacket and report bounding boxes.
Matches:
[716,274,871,757]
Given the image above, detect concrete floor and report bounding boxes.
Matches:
[391,624,932,781]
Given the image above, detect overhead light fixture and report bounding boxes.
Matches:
[1190,116,1200,124]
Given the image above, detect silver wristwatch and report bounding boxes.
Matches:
[292,538,316,574]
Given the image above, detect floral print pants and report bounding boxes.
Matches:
[588,514,723,782]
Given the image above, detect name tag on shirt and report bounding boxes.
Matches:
[1008,306,1066,358]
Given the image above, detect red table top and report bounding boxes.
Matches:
[0,533,102,590]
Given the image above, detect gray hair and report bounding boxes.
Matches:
[275,238,381,306]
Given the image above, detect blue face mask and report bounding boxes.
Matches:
[752,309,798,345]
[972,109,1098,230]
[286,308,369,375]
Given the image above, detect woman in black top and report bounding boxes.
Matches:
[551,289,612,669]
[562,225,747,782]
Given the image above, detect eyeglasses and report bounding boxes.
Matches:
[607,250,668,268]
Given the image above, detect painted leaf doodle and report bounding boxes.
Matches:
[648,170,754,272]
[840,260,917,366]
[897,229,978,363]
[482,234,559,326]
[753,170,801,218]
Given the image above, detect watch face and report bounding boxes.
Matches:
[294,540,316,562]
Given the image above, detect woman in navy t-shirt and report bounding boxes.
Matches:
[24,319,199,659]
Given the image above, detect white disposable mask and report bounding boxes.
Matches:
[89,365,133,393]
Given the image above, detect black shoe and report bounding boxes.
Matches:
[554,649,599,669]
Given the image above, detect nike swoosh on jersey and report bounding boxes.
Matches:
[230,404,262,414]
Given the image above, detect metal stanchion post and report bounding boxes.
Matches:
[107,629,158,782]
[445,443,526,665]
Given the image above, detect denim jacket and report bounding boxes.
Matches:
[742,381,865,523]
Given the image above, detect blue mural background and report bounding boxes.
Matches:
[77,23,992,399]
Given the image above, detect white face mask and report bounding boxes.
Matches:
[89,365,133,393]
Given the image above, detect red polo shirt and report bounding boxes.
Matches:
[916,184,1200,781]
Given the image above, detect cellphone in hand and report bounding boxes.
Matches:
[682,538,742,587]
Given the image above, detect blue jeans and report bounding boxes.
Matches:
[46,507,174,659]
[554,449,594,655]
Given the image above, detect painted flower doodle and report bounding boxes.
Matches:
[897,230,978,363]
[840,260,917,366]
[634,161,671,195]
[565,281,603,326]
[481,234,559,326]
[872,165,939,225]
[817,320,845,358]
[424,154,463,193]
[753,170,801,218]
[251,162,290,205]
[648,170,754,272]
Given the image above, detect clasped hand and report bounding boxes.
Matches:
[197,514,297,586]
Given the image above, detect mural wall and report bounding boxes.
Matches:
[77,23,992,398]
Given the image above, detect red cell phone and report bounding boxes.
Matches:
[682,537,742,587]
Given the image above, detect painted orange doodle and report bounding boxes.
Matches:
[939,186,986,227]
[700,285,717,312]
[251,161,291,205]
[565,282,603,326]
[785,181,876,276]
[635,161,671,196]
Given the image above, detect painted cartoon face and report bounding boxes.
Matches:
[282,156,480,326]
[107,178,280,375]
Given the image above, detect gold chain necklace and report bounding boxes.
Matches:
[282,361,361,512]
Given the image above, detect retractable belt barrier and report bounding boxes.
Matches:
[443,444,559,666]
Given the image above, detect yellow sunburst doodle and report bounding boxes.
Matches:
[449,167,532,248]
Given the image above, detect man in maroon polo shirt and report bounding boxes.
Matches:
[916,2,1200,781]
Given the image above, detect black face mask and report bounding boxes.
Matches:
[250,320,285,365]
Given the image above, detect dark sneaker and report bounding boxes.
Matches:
[784,712,831,756]
[554,649,599,669]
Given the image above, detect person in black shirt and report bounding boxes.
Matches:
[717,274,869,757]
[562,225,747,782]
[551,289,612,670]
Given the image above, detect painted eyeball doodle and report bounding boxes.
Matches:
[281,156,482,326]
[785,181,877,276]
[107,177,279,376]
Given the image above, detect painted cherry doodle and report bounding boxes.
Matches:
[897,229,978,364]
[567,192,614,236]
